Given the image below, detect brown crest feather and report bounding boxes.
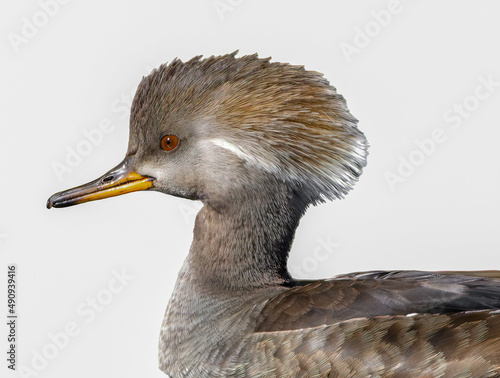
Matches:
[131,52,368,203]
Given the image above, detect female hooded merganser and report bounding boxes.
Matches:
[48,52,500,377]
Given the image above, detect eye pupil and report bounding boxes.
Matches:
[161,135,179,151]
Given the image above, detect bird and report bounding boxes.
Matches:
[47,52,500,377]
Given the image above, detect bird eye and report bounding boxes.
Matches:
[160,135,179,152]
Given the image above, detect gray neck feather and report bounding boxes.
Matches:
[159,182,307,376]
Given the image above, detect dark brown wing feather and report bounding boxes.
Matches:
[218,271,500,376]
[256,270,500,332]
[237,271,500,376]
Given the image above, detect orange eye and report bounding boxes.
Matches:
[160,135,179,152]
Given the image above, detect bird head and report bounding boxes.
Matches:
[47,53,368,210]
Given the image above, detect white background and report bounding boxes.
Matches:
[1,1,500,377]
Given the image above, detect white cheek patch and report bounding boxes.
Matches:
[207,138,278,173]
[209,138,253,162]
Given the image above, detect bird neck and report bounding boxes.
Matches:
[185,184,307,290]
[159,184,307,375]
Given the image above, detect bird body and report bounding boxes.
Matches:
[160,260,500,377]
[47,53,500,377]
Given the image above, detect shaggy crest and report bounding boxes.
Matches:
[131,52,368,202]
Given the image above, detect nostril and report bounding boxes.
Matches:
[102,175,114,183]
